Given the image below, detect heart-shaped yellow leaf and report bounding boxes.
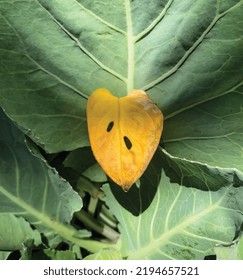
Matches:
[87,88,163,191]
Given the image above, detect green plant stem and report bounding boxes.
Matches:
[75,210,120,242]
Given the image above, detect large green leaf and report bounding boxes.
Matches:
[0,0,242,154]
[0,110,114,253]
[104,168,243,259]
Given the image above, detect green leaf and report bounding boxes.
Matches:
[0,110,114,253]
[0,214,40,251]
[104,166,243,259]
[0,0,243,260]
[83,164,107,183]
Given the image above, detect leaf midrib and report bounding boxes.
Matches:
[125,0,134,92]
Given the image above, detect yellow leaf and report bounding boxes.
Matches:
[86,88,163,191]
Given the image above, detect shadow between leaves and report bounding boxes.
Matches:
[109,150,163,216]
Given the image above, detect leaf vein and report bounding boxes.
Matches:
[73,0,126,35]
[134,0,175,42]
[36,1,126,84]
[165,81,243,120]
[149,186,161,241]
[182,229,231,244]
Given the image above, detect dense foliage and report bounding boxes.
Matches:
[0,0,243,259]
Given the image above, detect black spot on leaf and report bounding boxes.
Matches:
[106,121,114,132]
[124,136,132,150]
